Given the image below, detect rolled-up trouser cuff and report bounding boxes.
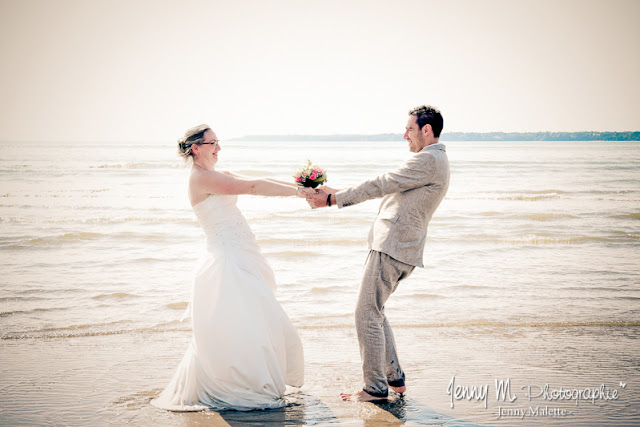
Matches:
[388,377,405,388]
[363,388,389,398]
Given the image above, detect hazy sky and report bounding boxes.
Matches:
[1,0,639,141]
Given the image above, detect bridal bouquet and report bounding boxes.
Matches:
[294,160,327,188]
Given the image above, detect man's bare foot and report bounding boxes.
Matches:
[390,385,406,394]
[340,390,388,402]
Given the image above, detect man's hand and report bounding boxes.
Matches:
[306,188,329,208]
[318,185,338,195]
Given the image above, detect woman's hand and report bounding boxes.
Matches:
[296,187,317,198]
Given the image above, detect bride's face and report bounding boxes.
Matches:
[200,129,221,164]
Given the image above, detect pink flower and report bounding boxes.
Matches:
[293,160,327,186]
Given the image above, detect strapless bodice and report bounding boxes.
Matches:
[192,195,256,249]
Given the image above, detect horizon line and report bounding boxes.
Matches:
[1,130,639,143]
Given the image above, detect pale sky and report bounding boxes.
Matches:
[1,0,639,141]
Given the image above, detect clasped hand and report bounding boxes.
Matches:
[296,186,334,209]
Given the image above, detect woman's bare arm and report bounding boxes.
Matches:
[222,171,296,187]
[222,170,298,188]
[192,169,298,197]
[265,178,298,187]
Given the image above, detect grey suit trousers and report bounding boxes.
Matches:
[356,250,415,397]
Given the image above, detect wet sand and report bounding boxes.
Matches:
[1,325,638,426]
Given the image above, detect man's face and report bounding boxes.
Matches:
[403,115,426,153]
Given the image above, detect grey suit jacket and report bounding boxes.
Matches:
[335,143,450,267]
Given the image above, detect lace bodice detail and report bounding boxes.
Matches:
[192,195,256,248]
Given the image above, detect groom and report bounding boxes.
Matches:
[306,105,450,402]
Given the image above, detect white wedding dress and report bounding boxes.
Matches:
[151,194,304,411]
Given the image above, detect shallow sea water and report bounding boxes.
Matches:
[1,139,639,425]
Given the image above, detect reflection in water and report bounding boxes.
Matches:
[373,395,485,426]
[106,389,338,426]
[219,392,338,426]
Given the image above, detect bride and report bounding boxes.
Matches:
[151,124,307,412]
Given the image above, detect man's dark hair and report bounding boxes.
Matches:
[409,105,443,138]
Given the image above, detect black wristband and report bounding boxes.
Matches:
[327,193,332,207]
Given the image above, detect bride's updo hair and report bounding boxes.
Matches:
[177,124,211,160]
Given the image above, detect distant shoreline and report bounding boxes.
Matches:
[231,131,640,142]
